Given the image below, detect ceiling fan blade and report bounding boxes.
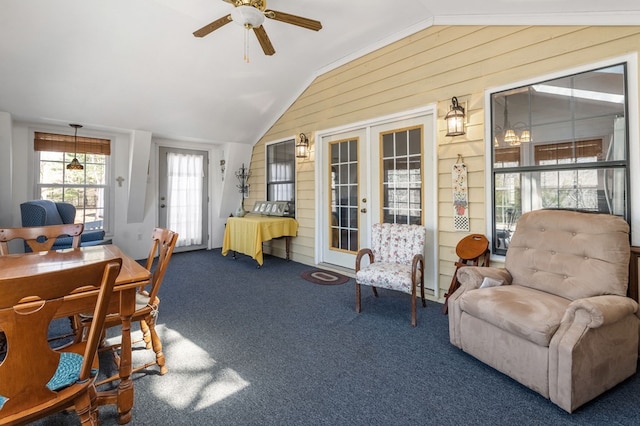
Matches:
[253,26,275,56]
[193,15,232,37]
[265,10,322,31]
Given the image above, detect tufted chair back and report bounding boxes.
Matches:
[370,223,425,265]
[20,200,75,226]
[505,209,630,300]
[20,200,107,250]
[355,223,427,326]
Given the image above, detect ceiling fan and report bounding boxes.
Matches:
[193,0,322,57]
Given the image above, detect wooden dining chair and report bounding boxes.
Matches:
[0,257,121,425]
[79,227,178,383]
[441,234,490,314]
[0,223,84,255]
[0,224,86,350]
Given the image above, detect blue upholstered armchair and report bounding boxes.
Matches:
[20,200,107,250]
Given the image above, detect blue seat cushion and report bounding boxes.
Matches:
[0,352,90,408]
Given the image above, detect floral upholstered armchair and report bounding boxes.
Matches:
[355,223,426,326]
[448,209,639,413]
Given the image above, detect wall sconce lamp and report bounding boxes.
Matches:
[296,133,310,158]
[444,97,466,137]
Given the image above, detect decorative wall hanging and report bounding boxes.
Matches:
[452,155,469,232]
[235,163,251,217]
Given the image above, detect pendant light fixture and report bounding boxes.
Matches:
[66,123,84,170]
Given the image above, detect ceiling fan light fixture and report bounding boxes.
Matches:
[231,5,265,28]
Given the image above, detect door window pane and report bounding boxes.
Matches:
[330,138,358,252]
[381,126,423,225]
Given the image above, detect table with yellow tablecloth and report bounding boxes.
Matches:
[222,215,298,266]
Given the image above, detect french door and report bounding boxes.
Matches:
[158,146,209,252]
[321,128,368,267]
[318,111,435,291]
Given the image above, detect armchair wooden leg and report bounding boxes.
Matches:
[411,293,417,327]
[355,282,361,313]
[372,287,379,298]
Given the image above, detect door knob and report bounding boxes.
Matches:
[360,208,367,213]
[160,204,166,208]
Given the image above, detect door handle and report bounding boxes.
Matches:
[360,208,367,213]
[160,204,166,208]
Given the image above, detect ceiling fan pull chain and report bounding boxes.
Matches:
[244,26,250,63]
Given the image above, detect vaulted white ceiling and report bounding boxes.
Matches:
[1,0,639,145]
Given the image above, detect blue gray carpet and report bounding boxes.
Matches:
[38,248,640,425]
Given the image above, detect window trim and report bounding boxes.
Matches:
[484,53,640,256]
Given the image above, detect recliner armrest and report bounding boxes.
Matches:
[562,295,639,328]
[456,266,513,291]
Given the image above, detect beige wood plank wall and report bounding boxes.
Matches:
[244,25,640,301]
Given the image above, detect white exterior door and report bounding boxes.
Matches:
[158,146,209,253]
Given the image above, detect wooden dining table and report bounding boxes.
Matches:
[0,244,150,425]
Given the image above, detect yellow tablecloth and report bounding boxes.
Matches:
[222,215,298,266]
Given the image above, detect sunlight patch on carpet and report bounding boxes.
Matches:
[150,326,250,410]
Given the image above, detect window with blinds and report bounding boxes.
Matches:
[490,62,629,255]
[34,131,111,231]
[266,139,296,215]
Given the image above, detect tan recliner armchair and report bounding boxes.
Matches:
[448,209,638,413]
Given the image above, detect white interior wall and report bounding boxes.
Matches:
[1,113,253,259]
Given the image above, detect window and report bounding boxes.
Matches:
[490,63,629,255]
[381,126,423,225]
[35,131,111,231]
[266,139,295,215]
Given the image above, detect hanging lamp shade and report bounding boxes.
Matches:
[519,129,532,143]
[66,157,83,170]
[66,123,84,170]
[504,129,520,146]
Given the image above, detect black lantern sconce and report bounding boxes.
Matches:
[444,97,466,137]
[296,133,309,158]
